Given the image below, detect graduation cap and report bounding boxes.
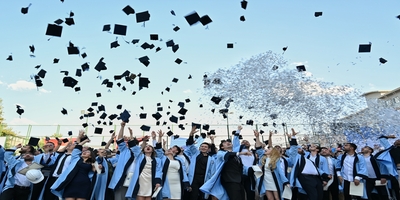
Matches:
[28,137,40,146]
[108,114,118,120]
[94,127,103,134]
[62,138,69,143]
[132,39,140,44]
[241,0,248,9]
[150,34,158,40]
[199,15,212,26]
[116,105,122,109]
[118,109,131,122]
[67,42,79,55]
[6,55,13,61]
[99,113,107,120]
[114,24,127,36]
[82,123,88,128]
[166,40,175,47]
[122,5,135,15]
[260,130,265,134]
[140,125,150,132]
[185,98,190,103]
[37,69,47,78]
[139,77,150,89]
[170,10,176,16]
[192,122,201,129]
[184,12,201,26]
[169,115,178,123]
[111,41,120,48]
[209,130,216,135]
[173,135,180,139]
[358,43,372,53]
[63,76,78,88]
[314,12,323,17]
[21,4,31,14]
[179,116,185,120]
[103,24,111,31]
[211,96,222,104]
[136,11,150,23]
[61,108,68,115]
[75,69,82,77]
[246,120,254,126]
[138,56,150,66]
[101,141,107,146]
[81,63,89,71]
[240,16,245,21]
[172,44,179,53]
[178,108,188,115]
[173,26,180,32]
[65,18,75,26]
[270,114,278,119]
[94,57,107,72]
[96,93,101,97]
[202,124,210,131]
[152,112,162,120]
[227,43,234,48]
[74,87,81,92]
[177,102,185,108]
[16,105,24,116]
[54,19,64,25]
[296,65,306,72]
[98,104,105,112]
[272,65,279,70]
[53,58,60,64]
[166,130,174,137]
[81,52,87,58]
[29,45,35,53]
[139,113,147,119]
[175,58,182,64]
[46,24,63,37]
[379,57,387,64]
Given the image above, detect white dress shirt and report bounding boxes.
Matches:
[14,162,31,187]
[337,154,360,181]
[364,156,377,179]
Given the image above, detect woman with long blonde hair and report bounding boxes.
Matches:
[254,130,289,200]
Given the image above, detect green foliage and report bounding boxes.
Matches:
[0,99,17,137]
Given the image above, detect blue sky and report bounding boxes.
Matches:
[1,0,400,139]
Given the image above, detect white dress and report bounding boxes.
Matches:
[137,156,153,196]
[263,158,277,191]
[167,159,181,199]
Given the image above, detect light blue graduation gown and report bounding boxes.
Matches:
[108,139,135,191]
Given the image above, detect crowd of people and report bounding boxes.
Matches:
[0,121,399,200]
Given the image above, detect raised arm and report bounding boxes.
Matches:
[268,131,273,148]
[105,132,116,150]
[185,126,199,157]
[232,126,242,152]
[54,139,62,152]
[209,135,217,156]
[117,122,126,140]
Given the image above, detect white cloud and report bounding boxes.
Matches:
[368,83,376,90]
[8,117,38,125]
[0,80,4,85]
[183,89,192,94]
[7,80,51,93]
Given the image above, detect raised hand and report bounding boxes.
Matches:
[157,129,164,137]
[128,127,133,134]
[254,130,259,137]
[291,128,297,136]
[190,126,199,136]
[151,131,156,139]
[238,125,243,131]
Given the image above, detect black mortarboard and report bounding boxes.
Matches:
[54,19,63,25]
[296,65,306,72]
[6,55,13,61]
[82,123,88,128]
[199,104,203,108]
[173,26,180,32]
[98,104,105,112]
[166,40,175,47]
[118,109,131,122]
[314,12,323,17]
[169,115,178,123]
[172,44,179,53]
[61,108,68,115]
[88,112,95,117]
[75,69,82,77]
[62,138,69,143]
[201,133,207,138]
[358,43,372,53]
[209,130,216,135]
[63,76,78,88]
[192,123,201,129]
[21,4,30,14]
[179,116,185,120]
[132,39,140,44]
[108,114,118,120]
[199,15,212,26]
[241,0,248,9]
[150,34,158,40]
[81,53,87,59]
[111,41,120,48]
[28,137,40,146]
[136,11,150,23]
[140,125,150,132]
[94,57,107,72]
[16,105,24,116]
[246,120,254,125]
[96,93,101,97]
[53,58,60,63]
[116,105,122,109]
[175,58,182,64]
[174,135,180,139]
[29,45,35,53]
[379,57,387,64]
[103,24,111,31]
[260,130,265,134]
[74,87,80,92]
[99,113,107,120]
[94,127,103,134]
[141,42,154,50]
[138,56,150,66]
[270,114,278,119]
[177,102,184,108]
[166,130,174,136]
[139,113,147,119]
[122,5,135,15]
[60,71,68,76]
[139,77,150,88]
[272,65,279,70]
[65,18,75,26]
[185,98,190,103]
[37,69,47,78]
[101,141,107,146]
[81,63,89,71]
[211,96,222,104]
[114,24,127,36]
[202,124,210,131]
[240,16,245,21]
[171,10,176,16]
[156,47,161,52]
[262,122,268,126]
[184,12,200,26]
[211,109,215,113]
[46,24,63,37]
[227,43,234,48]
[152,112,162,120]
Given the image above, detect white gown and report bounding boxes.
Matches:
[137,156,153,196]
[263,158,277,191]
[167,159,181,199]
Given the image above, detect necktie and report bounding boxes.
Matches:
[56,154,70,175]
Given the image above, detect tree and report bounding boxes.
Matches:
[0,98,17,137]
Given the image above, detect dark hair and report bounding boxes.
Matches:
[365,146,374,154]
[347,143,357,150]
[219,140,227,150]
[47,142,55,146]
[26,145,36,154]
[320,147,328,151]
[173,145,181,155]
[84,148,96,163]
[201,142,211,149]
[141,145,156,158]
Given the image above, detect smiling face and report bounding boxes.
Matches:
[199,143,210,153]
